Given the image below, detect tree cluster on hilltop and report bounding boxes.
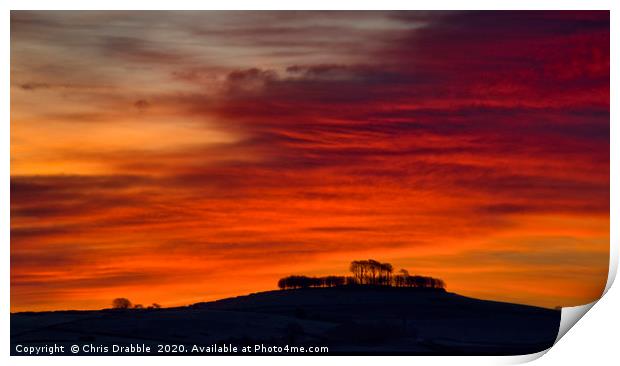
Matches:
[277,259,445,290]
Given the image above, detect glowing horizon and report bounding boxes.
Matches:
[11,11,609,312]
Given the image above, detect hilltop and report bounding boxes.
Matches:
[11,286,560,355]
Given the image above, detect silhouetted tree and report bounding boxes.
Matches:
[278,275,319,289]
[278,260,446,290]
[394,269,409,287]
[432,278,446,289]
[380,262,393,285]
[112,298,132,309]
[278,275,349,289]
[324,276,346,287]
[367,259,381,284]
[349,259,395,285]
[349,261,365,284]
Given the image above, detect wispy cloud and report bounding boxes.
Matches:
[11,11,609,311]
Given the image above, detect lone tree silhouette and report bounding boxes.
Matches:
[112,298,132,309]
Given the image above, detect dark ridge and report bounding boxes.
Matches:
[12,286,560,356]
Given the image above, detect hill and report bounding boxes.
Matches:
[11,287,560,355]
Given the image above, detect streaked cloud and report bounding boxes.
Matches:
[11,11,609,311]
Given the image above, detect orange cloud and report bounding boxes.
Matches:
[11,11,609,312]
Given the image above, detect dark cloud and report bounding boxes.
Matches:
[12,270,167,290]
[307,226,377,233]
[134,99,150,110]
[10,11,610,310]
[18,82,51,90]
[101,36,185,64]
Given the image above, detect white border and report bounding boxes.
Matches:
[2,1,616,365]
[0,0,614,11]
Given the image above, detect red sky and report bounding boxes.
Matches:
[10,11,609,311]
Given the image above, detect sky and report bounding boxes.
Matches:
[10,11,609,311]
